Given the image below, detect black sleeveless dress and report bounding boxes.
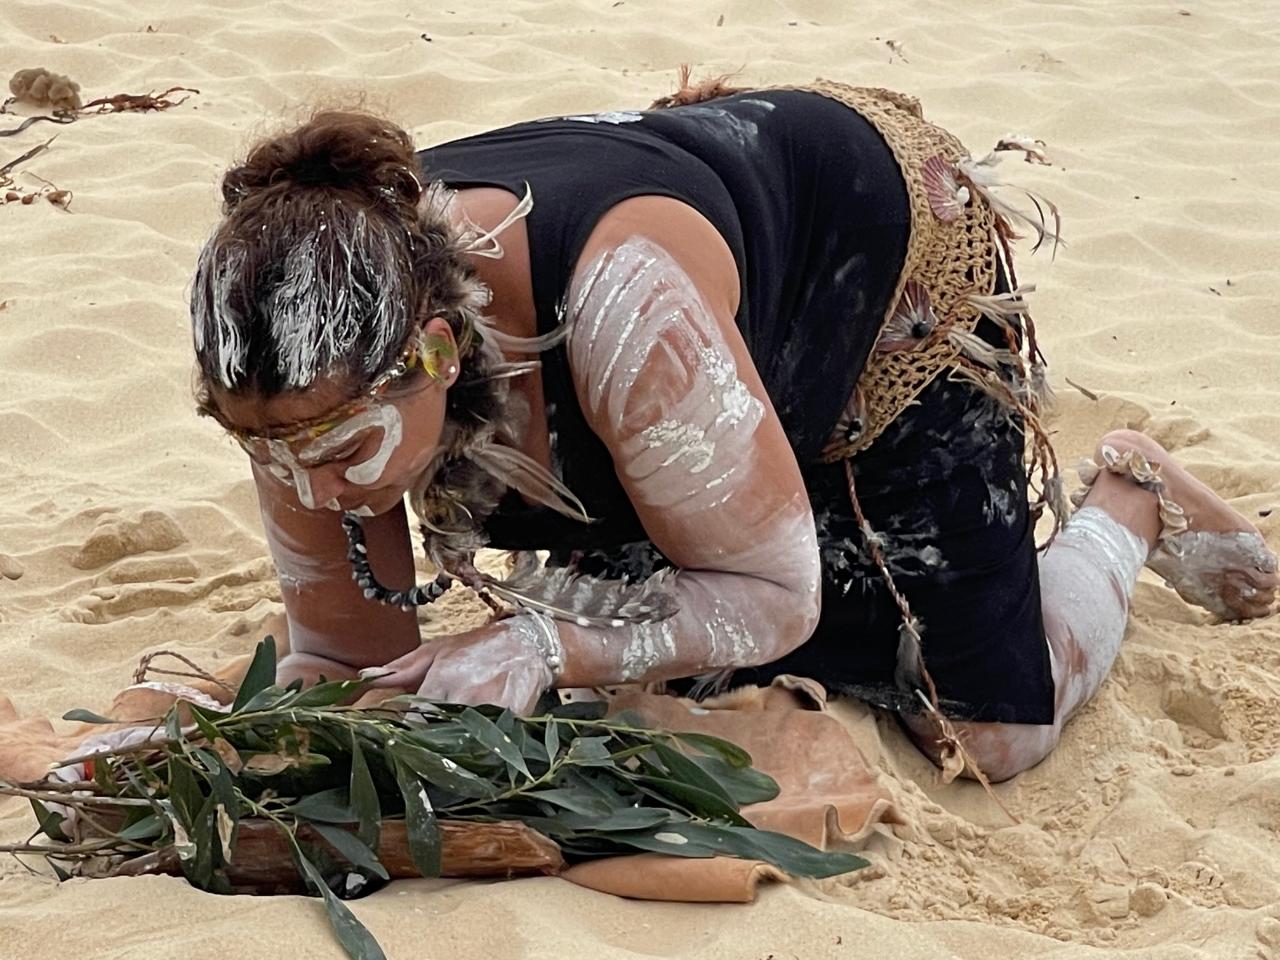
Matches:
[416,89,1055,726]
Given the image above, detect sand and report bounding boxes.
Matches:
[1,0,1279,957]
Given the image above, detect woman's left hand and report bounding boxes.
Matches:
[361,620,555,715]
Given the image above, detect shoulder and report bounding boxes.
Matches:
[576,196,740,319]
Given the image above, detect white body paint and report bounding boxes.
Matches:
[1148,530,1277,619]
[1039,506,1147,719]
[551,236,823,686]
[555,111,644,125]
[567,236,766,512]
[298,403,405,486]
[266,439,317,509]
[907,505,1149,780]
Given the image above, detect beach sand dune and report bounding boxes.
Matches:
[1,0,1278,956]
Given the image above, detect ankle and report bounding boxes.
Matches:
[1078,472,1161,552]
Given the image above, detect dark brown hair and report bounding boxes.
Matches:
[190,110,480,410]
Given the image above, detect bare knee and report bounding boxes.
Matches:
[963,722,1061,782]
[904,714,1061,783]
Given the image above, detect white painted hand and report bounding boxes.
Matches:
[362,620,556,715]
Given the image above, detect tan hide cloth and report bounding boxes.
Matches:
[0,647,898,903]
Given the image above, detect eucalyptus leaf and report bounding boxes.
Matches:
[310,823,390,881]
[542,720,561,762]
[555,807,676,832]
[651,742,735,806]
[458,709,530,780]
[165,756,202,827]
[547,700,609,721]
[187,708,225,751]
[564,736,613,766]
[289,679,369,709]
[49,860,73,882]
[289,832,387,960]
[527,787,615,817]
[290,788,357,823]
[632,822,867,879]
[29,800,68,842]
[626,773,750,825]
[231,636,278,713]
[672,731,754,768]
[348,733,381,853]
[188,794,217,889]
[391,752,441,878]
[61,708,118,724]
[165,707,183,745]
[116,813,164,842]
[388,740,495,800]
[690,753,779,806]
[237,686,298,715]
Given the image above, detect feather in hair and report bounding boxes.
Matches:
[463,442,593,522]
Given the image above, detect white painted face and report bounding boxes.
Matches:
[242,402,406,511]
[297,404,405,487]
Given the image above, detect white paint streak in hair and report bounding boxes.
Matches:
[191,203,412,391]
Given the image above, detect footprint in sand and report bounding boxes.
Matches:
[64,557,279,624]
[70,510,187,570]
[0,553,24,580]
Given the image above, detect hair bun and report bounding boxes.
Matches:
[222,110,421,213]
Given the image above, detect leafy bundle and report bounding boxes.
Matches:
[1,639,866,959]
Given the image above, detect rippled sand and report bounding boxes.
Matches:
[1,1,1278,957]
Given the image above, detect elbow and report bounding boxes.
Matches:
[771,579,822,661]
[735,569,822,668]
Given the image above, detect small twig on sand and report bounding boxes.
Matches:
[1065,377,1100,401]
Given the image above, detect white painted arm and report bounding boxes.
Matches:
[553,235,822,688]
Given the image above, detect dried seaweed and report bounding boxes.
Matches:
[79,86,199,114]
[0,114,77,137]
[1,70,197,207]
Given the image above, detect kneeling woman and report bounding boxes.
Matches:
[190,77,1277,781]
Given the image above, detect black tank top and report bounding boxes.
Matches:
[415,89,910,552]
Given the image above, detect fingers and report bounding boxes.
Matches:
[359,644,438,689]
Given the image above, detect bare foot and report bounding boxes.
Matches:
[1090,430,1278,621]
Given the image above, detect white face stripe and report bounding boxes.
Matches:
[249,402,407,510]
[265,439,317,509]
[296,403,405,487]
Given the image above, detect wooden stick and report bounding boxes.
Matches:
[109,818,564,893]
[0,784,153,807]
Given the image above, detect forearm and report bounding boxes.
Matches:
[555,566,821,688]
[550,497,823,688]
[258,468,421,668]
